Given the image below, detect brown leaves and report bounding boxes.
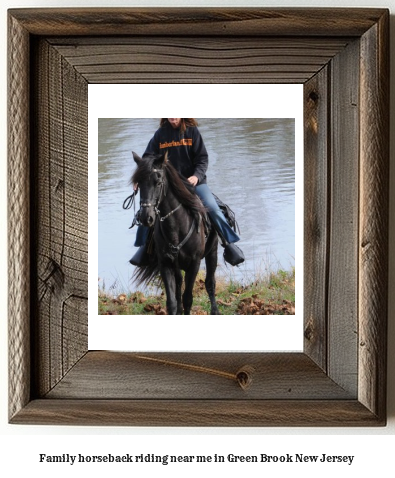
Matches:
[191,306,208,315]
[236,296,295,315]
[193,278,206,293]
[217,299,233,307]
[107,291,148,306]
[99,291,149,315]
[143,303,167,315]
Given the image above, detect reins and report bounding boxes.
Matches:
[122,191,139,229]
[155,203,182,222]
[123,166,197,256]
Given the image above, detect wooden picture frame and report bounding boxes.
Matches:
[8,8,389,426]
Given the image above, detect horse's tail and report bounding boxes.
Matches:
[132,259,162,289]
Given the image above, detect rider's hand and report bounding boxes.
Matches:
[133,182,139,192]
[188,176,198,187]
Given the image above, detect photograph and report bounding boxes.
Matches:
[98,117,296,317]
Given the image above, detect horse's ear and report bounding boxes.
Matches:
[153,152,168,168]
[132,151,142,164]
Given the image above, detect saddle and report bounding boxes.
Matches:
[192,192,240,241]
[212,193,240,235]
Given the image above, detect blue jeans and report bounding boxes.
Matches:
[134,184,240,247]
[195,184,240,244]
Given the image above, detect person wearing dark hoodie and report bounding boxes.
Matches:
[130,118,244,267]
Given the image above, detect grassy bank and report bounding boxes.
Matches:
[98,268,295,315]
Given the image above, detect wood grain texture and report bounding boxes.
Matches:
[358,12,389,420]
[11,399,383,427]
[8,13,31,421]
[31,39,88,397]
[303,67,329,370]
[7,8,389,426]
[327,39,360,396]
[46,352,354,400]
[8,7,387,37]
[49,37,350,84]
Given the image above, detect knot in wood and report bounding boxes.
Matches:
[308,90,319,103]
[236,365,255,390]
[304,323,314,341]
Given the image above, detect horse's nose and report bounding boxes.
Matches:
[147,214,154,226]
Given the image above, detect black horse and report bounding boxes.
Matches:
[131,151,220,315]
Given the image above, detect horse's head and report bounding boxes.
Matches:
[132,152,167,227]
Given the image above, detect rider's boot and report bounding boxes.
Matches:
[220,238,245,266]
[129,244,150,267]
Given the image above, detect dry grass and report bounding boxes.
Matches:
[98,268,295,316]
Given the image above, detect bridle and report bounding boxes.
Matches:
[139,168,166,213]
[125,167,196,257]
[122,168,166,228]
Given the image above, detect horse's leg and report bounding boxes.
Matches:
[175,265,183,314]
[182,260,200,315]
[205,240,220,315]
[160,265,178,315]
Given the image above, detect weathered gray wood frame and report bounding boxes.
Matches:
[8,8,389,426]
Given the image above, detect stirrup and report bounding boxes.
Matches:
[129,245,150,267]
[223,243,245,266]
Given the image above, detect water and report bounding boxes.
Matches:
[98,118,295,294]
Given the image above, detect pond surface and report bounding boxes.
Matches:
[98,118,295,294]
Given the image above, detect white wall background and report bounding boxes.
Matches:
[1,0,394,476]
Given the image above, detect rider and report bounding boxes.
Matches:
[129,118,245,267]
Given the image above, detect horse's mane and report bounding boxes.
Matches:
[132,154,206,216]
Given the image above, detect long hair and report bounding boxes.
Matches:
[160,118,198,134]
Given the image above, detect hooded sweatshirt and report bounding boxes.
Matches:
[143,122,208,185]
